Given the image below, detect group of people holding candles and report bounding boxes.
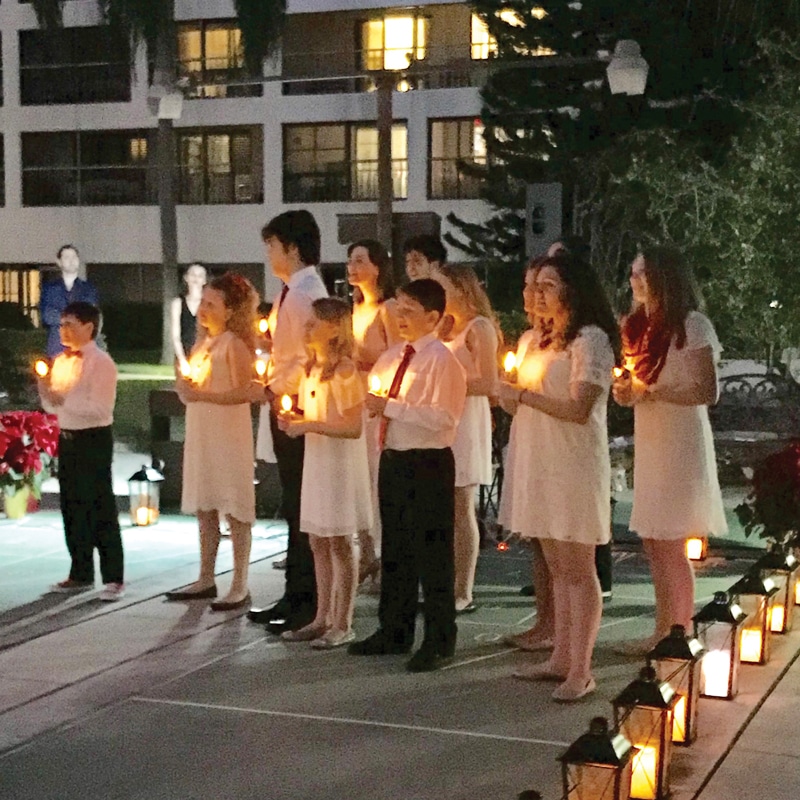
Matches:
[165,208,726,690]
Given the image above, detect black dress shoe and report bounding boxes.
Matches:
[406,648,453,673]
[165,585,217,601]
[265,611,315,637]
[347,631,412,656]
[247,599,290,623]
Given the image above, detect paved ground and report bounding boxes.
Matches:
[1,501,797,800]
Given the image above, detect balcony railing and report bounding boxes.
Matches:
[429,158,483,200]
[20,62,131,105]
[177,58,262,99]
[283,159,408,203]
[22,166,155,206]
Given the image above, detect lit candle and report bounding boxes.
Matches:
[280,394,293,414]
[686,537,705,561]
[672,694,687,743]
[769,605,785,633]
[795,579,800,606]
[179,360,191,378]
[369,375,382,394]
[612,366,627,379]
[255,358,267,378]
[34,359,49,378]
[258,317,269,334]
[503,351,517,373]
[702,649,731,697]
[740,628,763,663]
[630,745,657,800]
[135,507,150,526]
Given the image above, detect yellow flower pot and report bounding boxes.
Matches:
[3,486,31,520]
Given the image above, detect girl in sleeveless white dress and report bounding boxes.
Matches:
[279,298,371,649]
[174,273,258,610]
[613,248,726,653]
[433,265,498,613]
[498,256,617,702]
[347,240,401,589]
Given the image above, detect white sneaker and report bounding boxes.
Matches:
[99,583,126,602]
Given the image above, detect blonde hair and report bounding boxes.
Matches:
[434,264,503,349]
[208,272,258,348]
[307,297,354,381]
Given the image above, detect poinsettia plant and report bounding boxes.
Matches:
[735,441,800,548]
[0,411,59,498]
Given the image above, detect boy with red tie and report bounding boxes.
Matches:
[349,279,466,671]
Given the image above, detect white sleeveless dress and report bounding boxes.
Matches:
[445,317,494,488]
[629,311,727,540]
[182,331,256,523]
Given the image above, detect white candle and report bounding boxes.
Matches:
[769,605,785,633]
[135,507,150,526]
[686,538,705,561]
[702,649,731,697]
[672,694,687,742]
[740,628,763,663]
[630,745,658,800]
[503,351,517,373]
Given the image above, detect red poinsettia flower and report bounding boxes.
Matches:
[0,411,60,498]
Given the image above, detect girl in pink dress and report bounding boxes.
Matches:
[279,298,372,648]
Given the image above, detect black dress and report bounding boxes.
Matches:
[179,296,198,356]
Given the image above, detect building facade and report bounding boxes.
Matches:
[0,0,505,319]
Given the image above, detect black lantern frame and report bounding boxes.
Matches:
[128,463,165,527]
[729,571,779,665]
[754,546,798,635]
[693,591,747,699]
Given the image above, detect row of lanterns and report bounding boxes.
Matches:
[557,545,798,800]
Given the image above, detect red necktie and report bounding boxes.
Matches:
[277,283,289,311]
[379,344,415,450]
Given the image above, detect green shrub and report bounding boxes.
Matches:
[0,302,34,330]
[102,303,162,352]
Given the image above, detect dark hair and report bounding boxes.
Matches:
[548,236,590,262]
[57,244,79,259]
[261,210,321,266]
[534,254,621,361]
[398,278,446,317]
[622,246,702,384]
[347,238,395,303]
[62,301,100,339]
[403,234,447,265]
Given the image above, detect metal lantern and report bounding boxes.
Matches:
[729,571,779,665]
[558,717,633,800]
[648,625,704,746]
[612,666,678,800]
[128,463,165,526]
[754,545,798,634]
[692,591,747,700]
[685,537,708,562]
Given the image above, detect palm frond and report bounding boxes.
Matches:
[97,0,172,46]
[234,0,286,73]
[29,0,65,28]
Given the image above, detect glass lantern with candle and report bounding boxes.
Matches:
[558,716,633,800]
[128,464,165,526]
[647,624,704,746]
[729,570,779,665]
[754,545,798,634]
[685,537,708,562]
[612,666,678,800]
[692,591,747,700]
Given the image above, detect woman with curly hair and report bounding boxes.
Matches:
[499,253,619,701]
[168,271,259,611]
[613,247,726,653]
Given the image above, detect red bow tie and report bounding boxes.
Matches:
[64,349,83,358]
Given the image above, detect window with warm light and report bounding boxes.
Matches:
[177,20,261,98]
[283,122,407,203]
[429,119,485,199]
[471,9,553,60]
[361,16,427,71]
[0,267,40,327]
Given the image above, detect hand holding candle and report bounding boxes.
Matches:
[369,374,383,395]
[254,357,267,379]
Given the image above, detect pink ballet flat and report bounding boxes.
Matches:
[552,677,597,703]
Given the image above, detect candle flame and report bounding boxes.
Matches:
[255,358,267,377]
[258,317,269,334]
[503,351,517,373]
[613,367,625,378]
[280,394,293,413]
[34,359,49,377]
[179,360,191,378]
[369,375,382,394]
[686,537,706,561]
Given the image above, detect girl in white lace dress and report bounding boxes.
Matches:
[613,247,726,653]
[498,254,619,701]
[173,273,258,611]
[278,298,371,649]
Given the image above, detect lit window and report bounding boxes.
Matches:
[428,119,485,200]
[471,9,553,60]
[362,17,427,71]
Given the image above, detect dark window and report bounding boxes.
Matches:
[19,26,131,105]
[428,119,485,200]
[176,128,263,204]
[177,20,261,98]
[21,130,154,206]
[283,122,407,203]
[0,34,4,106]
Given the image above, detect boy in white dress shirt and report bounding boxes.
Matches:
[349,279,466,672]
[38,302,124,601]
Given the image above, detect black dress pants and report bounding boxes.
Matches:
[269,409,316,618]
[378,447,457,654]
[58,426,123,584]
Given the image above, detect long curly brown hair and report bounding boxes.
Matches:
[207,272,258,349]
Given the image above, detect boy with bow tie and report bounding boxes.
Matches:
[38,301,124,601]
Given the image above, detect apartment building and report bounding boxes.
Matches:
[0,0,505,319]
